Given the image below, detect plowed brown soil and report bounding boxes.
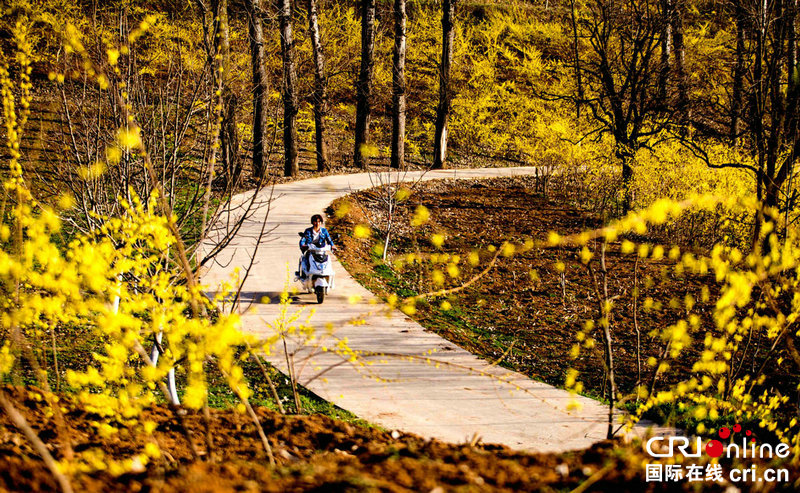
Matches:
[328,176,798,419]
[0,386,689,492]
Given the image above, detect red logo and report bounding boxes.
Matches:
[647,423,790,460]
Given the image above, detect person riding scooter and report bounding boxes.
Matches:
[297,214,335,279]
[296,214,336,303]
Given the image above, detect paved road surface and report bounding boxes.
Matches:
[201,167,664,453]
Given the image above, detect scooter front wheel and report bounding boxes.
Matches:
[315,286,325,304]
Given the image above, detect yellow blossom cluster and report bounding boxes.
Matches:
[0,16,260,475]
[557,196,800,456]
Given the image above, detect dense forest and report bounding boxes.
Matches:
[3,0,773,226]
[3,0,800,490]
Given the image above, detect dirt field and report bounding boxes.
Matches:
[327,176,798,418]
[0,385,687,492]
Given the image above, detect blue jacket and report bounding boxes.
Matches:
[300,227,334,249]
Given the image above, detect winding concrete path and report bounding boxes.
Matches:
[201,167,661,453]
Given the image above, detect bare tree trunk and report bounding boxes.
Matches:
[750,0,769,248]
[391,0,407,169]
[731,0,746,144]
[248,0,270,180]
[784,0,800,231]
[791,0,799,70]
[672,0,688,122]
[221,89,241,186]
[766,0,781,194]
[766,0,788,210]
[569,0,583,118]
[588,244,618,439]
[658,0,672,103]
[784,0,797,135]
[354,0,376,169]
[619,149,634,213]
[754,0,767,202]
[433,0,455,170]
[279,0,300,177]
[309,0,330,171]
[214,0,241,188]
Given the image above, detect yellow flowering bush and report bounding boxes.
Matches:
[552,196,800,456]
[0,14,262,475]
[1,148,256,475]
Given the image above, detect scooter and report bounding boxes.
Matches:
[295,234,335,304]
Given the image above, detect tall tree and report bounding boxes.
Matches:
[432,0,455,170]
[568,0,584,119]
[693,0,800,244]
[214,0,241,188]
[657,0,687,119]
[391,0,407,169]
[248,0,270,180]
[749,0,800,215]
[278,0,299,177]
[671,0,688,122]
[784,0,797,137]
[570,0,665,211]
[730,0,746,144]
[657,0,672,103]
[354,0,376,169]
[309,0,330,172]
